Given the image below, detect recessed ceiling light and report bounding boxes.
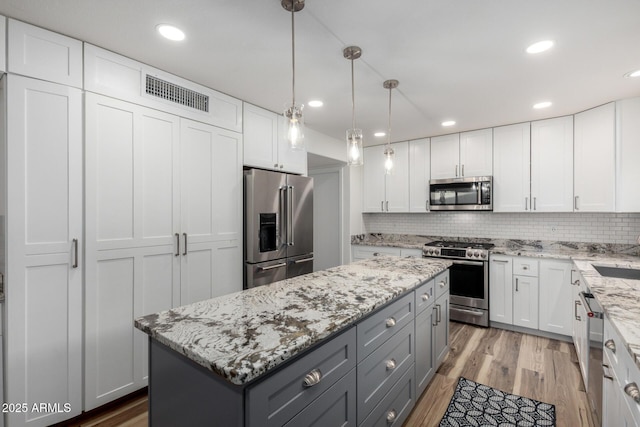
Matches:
[308,100,323,107]
[156,24,185,41]
[533,101,552,109]
[526,40,554,54]
[374,132,386,137]
[441,121,456,127]
[624,69,640,78]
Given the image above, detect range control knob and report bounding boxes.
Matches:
[474,251,480,258]
[480,252,487,258]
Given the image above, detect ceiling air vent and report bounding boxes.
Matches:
[145,75,209,112]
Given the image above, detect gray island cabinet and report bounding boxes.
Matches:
[135,257,451,427]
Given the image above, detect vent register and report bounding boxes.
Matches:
[145,75,209,112]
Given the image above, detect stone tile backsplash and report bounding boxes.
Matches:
[363,212,640,245]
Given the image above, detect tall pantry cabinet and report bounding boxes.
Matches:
[2,20,84,427]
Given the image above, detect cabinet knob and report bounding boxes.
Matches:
[385,358,397,371]
[385,317,396,328]
[602,363,614,381]
[421,293,430,302]
[624,382,640,403]
[386,409,397,424]
[439,281,446,288]
[604,339,616,353]
[302,369,322,387]
[274,163,279,167]
[573,279,580,286]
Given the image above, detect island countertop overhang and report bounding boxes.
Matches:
[134,256,451,385]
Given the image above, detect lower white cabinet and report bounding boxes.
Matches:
[570,269,589,384]
[512,274,539,329]
[489,256,513,324]
[489,256,539,329]
[538,259,573,336]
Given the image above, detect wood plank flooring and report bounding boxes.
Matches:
[405,322,597,427]
[61,322,596,426]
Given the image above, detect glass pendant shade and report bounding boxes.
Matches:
[285,104,305,151]
[384,146,395,174]
[346,128,363,166]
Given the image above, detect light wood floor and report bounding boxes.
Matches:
[405,321,597,427]
[61,322,596,427]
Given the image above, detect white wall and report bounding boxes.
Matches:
[363,212,640,244]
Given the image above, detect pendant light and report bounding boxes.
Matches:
[383,79,398,174]
[282,0,305,151]
[344,46,363,166]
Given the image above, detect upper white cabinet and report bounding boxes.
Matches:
[409,138,431,212]
[243,103,307,175]
[362,142,409,212]
[493,123,531,212]
[430,129,492,180]
[616,97,640,212]
[0,16,6,73]
[574,103,615,212]
[531,116,574,212]
[4,75,83,426]
[84,44,242,132]
[7,19,82,88]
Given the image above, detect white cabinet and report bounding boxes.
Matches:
[362,142,409,212]
[7,19,82,88]
[0,16,6,73]
[616,97,640,212]
[243,103,306,175]
[489,255,513,324]
[512,274,538,329]
[409,138,430,212]
[574,103,616,212]
[430,129,492,179]
[4,75,83,426]
[84,94,242,409]
[538,259,573,336]
[490,255,538,329]
[430,134,459,179]
[493,123,531,212]
[531,116,574,212]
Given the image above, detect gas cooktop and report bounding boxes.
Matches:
[423,240,494,260]
[425,241,495,250]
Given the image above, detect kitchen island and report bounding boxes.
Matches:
[135,256,451,426]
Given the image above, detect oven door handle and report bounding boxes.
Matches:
[451,306,485,317]
[450,259,485,267]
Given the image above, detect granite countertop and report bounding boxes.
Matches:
[352,233,640,371]
[135,256,451,386]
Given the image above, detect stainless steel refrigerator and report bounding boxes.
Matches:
[244,169,313,288]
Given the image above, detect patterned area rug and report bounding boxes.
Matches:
[439,377,556,427]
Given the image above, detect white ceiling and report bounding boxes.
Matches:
[2,0,639,145]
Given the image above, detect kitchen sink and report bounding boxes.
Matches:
[593,265,640,280]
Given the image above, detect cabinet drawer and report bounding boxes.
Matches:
[357,292,414,362]
[513,258,538,276]
[434,270,450,300]
[247,327,356,427]
[415,279,435,314]
[360,364,416,427]
[283,368,356,427]
[357,321,414,422]
[352,246,401,260]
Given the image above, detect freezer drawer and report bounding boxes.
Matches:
[246,260,287,289]
[287,255,314,279]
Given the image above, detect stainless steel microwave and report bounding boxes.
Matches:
[429,176,492,211]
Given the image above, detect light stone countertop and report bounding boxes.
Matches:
[135,256,451,385]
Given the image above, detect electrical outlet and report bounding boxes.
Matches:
[637,235,640,244]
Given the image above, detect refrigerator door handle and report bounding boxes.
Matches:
[288,185,295,246]
[279,185,287,248]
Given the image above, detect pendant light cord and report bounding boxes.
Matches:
[351,59,356,130]
[387,86,392,147]
[291,5,296,107]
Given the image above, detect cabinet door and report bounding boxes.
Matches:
[615,97,640,212]
[493,123,531,212]
[6,75,83,426]
[0,17,5,73]
[385,141,410,212]
[277,114,308,175]
[538,260,573,336]
[513,275,538,329]
[531,116,574,212]
[460,128,493,177]
[242,103,278,170]
[489,256,513,324]
[409,138,431,212]
[434,292,449,367]
[362,146,386,212]
[430,134,460,179]
[416,307,435,396]
[574,103,615,212]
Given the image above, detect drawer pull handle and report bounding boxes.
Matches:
[624,383,640,403]
[302,369,322,387]
[523,266,528,270]
[373,252,381,256]
[574,300,581,321]
[604,339,616,353]
[421,293,430,302]
[385,317,396,328]
[386,409,397,424]
[385,359,397,371]
[602,363,614,381]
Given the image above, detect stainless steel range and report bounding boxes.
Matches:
[423,240,494,327]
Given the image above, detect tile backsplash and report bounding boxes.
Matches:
[363,212,640,244]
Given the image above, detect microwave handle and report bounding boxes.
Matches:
[477,183,482,204]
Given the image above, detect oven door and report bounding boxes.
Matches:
[448,259,489,310]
